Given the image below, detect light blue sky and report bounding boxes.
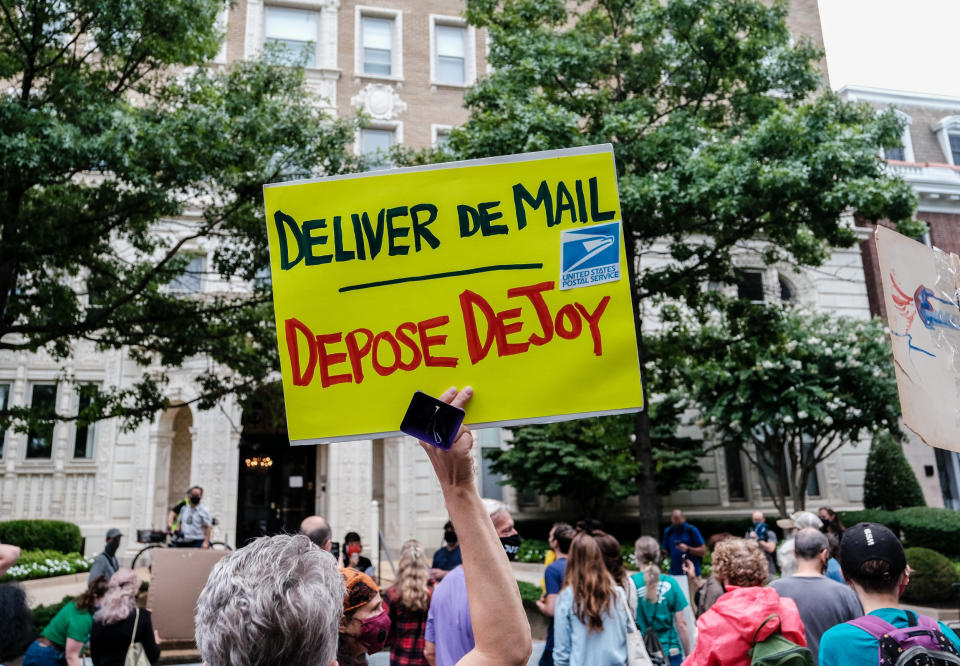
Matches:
[818,0,960,98]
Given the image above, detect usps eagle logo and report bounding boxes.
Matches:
[560,222,622,290]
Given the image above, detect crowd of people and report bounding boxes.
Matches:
[2,387,959,666]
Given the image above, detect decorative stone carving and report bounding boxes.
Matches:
[351,84,406,121]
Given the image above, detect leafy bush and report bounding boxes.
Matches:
[31,595,75,635]
[902,547,959,603]
[517,580,543,609]
[0,550,94,583]
[0,520,82,553]
[864,433,925,511]
[897,507,960,557]
[516,539,550,563]
[839,509,902,534]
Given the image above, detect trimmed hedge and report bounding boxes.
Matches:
[898,507,960,557]
[0,520,82,553]
[838,507,960,558]
[863,433,925,511]
[838,509,902,534]
[902,547,959,603]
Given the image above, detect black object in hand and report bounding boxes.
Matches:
[400,391,466,450]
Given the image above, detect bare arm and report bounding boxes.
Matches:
[675,610,691,656]
[430,567,449,580]
[166,509,176,531]
[424,640,436,666]
[685,543,706,558]
[759,538,776,554]
[0,544,20,576]
[65,638,84,666]
[417,387,532,666]
[536,593,558,617]
[202,523,211,548]
[681,558,703,590]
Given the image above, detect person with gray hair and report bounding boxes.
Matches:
[195,533,345,666]
[775,510,823,576]
[769,527,863,663]
[196,385,531,666]
[424,417,525,666]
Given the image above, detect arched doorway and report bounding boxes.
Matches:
[167,406,194,509]
[236,383,316,546]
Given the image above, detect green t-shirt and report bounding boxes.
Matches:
[43,601,94,646]
[631,572,688,653]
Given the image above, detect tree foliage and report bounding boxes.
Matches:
[450,0,916,530]
[487,405,703,518]
[656,301,901,516]
[864,431,925,511]
[0,0,356,432]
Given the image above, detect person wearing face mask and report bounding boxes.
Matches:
[88,529,123,584]
[339,568,391,666]
[167,486,212,549]
[342,532,376,576]
[424,498,522,666]
[430,521,462,581]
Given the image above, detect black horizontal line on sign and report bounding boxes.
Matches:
[339,263,545,293]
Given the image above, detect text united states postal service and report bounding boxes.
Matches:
[264,144,644,445]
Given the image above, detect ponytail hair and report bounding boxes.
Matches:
[634,536,661,603]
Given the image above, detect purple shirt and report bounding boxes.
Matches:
[425,565,474,665]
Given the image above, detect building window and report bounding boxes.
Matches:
[26,384,57,459]
[724,443,747,500]
[435,25,466,84]
[265,6,318,67]
[432,125,452,149]
[950,134,960,167]
[168,255,205,293]
[361,15,394,76]
[933,115,960,166]
[736,268,799,305]
[360,127,395,169]
[884,145,905,161]
[73,384,98,459]
[0,383,9,457]
[431,16,474,86]
[736,270,765,303]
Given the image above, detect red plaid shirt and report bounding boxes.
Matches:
[383,583,434,665]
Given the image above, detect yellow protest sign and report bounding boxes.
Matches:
[264,144,644,444]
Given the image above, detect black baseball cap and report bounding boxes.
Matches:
[840,522,907,581]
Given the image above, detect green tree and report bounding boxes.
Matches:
[864,432,925,511]
[450,0,915,531]
[0,0,356,433]
[657,301,901,516]
[487,404,703,518]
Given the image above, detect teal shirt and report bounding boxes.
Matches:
[819,608,960,666]
[631,572,687,653]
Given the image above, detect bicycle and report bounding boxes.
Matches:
[132,520,232,570]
